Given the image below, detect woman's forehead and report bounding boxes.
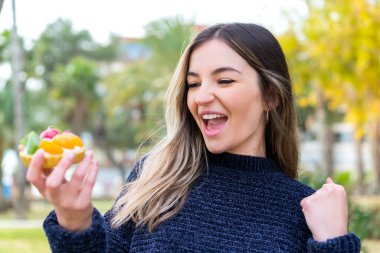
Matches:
[188,39,248,74]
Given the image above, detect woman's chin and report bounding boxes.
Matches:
[205,144,226,154]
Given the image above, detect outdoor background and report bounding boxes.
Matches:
[0,0,380,252]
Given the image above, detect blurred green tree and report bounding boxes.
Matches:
[98,17,194,178]
[0,30,12,154]
[0,19,119,215]
[27,18,120,133]
[281,0,380,192]
[0,30,14,211]
[279,24,343,178]
[50,56,100,133]
[30,19,117,87]
[143,16,194,71]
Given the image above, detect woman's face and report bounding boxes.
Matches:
[186,39,267,156]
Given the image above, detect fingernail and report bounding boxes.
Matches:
[36,149,44,156]
[34,148,45,157]
[66,151,75,160]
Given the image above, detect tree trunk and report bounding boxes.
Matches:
[316,87,334,176]
[370,119,380,193]
[104,146,127,181]
[0,0,4,15]
[11,0,27,219]
[67,97,89,133]
[93,118,127,181]
[324,126,334,176]
[354,136,365,194]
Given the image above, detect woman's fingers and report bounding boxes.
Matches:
[79,160,99,202]
[27,148,98,218]
[26,149,46,195]
[301,177,348,241]
[45,151,75,197]
[70,151,93,190]
[326,177,334,184]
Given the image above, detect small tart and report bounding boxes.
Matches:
[71,146,85,164]
[19,146,86,169]
[19,128,86,170]
[19,151,63,169]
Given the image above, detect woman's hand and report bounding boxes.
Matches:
[26,149,99,231]
[300,177,348,242]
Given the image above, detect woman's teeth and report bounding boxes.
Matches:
[202,114,225,120]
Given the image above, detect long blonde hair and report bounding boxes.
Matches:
[111,23,300,231]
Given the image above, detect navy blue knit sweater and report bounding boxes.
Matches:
[43,152,360,252]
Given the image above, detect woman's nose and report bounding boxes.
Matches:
[194,84,215,105]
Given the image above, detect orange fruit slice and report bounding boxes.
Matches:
[53,132,83,149]
[40,139,63,154]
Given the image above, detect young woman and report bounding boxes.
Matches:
[27,23,360,252]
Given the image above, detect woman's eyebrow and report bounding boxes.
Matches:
[211,67,242,75]
[187,67,242,77]
[187,71,199,77]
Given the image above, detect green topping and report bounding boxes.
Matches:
[20,134,28,146]
[21,131,40,155]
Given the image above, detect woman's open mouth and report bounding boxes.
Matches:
[201,113,228,137]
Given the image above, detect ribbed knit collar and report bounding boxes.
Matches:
[206,151,281,173]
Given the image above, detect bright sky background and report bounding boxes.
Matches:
[0,0,307,82]
[0,0,307,43]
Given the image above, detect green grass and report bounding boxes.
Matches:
[0,228,50,253]
[0,200,113,253]
[0,199,114,220]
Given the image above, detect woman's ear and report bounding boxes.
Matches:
[264,97,279,111]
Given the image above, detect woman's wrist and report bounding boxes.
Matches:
[56,208,93,232]
[313,229,348,242]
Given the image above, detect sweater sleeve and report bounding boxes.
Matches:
[42,159,143,253]
[307,233,361,253]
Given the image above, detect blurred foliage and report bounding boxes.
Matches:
[0,30,10,62]
[1,16,195,185]
[280,0,380,191]
[143,16,195,71]
[334,171,355,193]
[300,169,380,239]
[50,56,100,133]
[299,169,327,190]
[15,19,120,135]
[281,0,380,137]
[299,169,357,194]
[0,30,13,148]
[349,201,380,239]
[102,17,194,149]
[102,61,166,148]
[30,19,117,86]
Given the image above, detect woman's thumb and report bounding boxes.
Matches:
[326,177,334,184]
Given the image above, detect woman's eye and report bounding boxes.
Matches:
[218,79,235,85]
[187,82,200,88]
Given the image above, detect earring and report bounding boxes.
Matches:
[265,110,269,124]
